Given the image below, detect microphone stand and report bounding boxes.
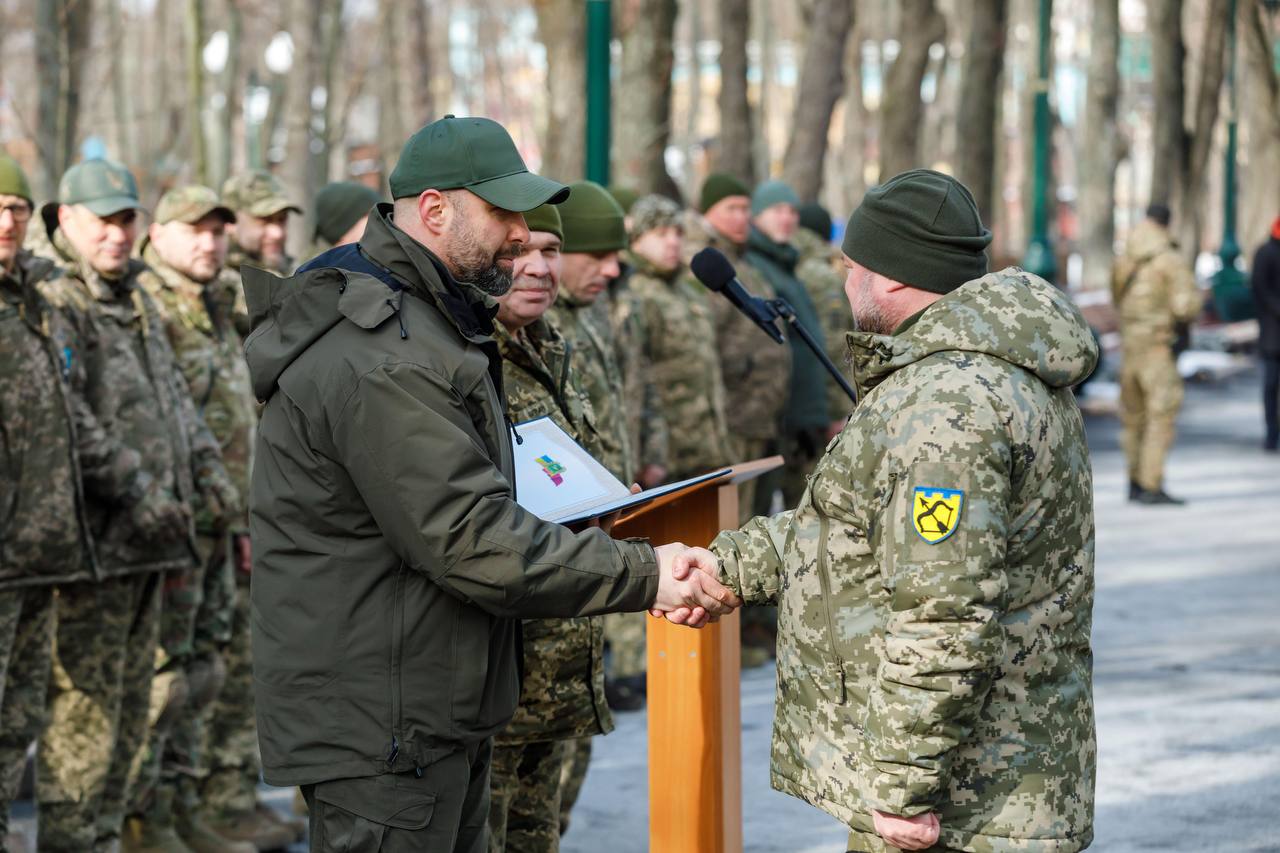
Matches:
[763,297,858,405]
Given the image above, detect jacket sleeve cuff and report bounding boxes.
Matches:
[615,538,661,610]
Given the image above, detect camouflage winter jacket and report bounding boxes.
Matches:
[139,245,258,535]
[495,318,612,744]
[1111,219,1201,351]
[622,252,734,480]
[712,269,1099,853]
[547,294,633,482]
[40,234,236,577]
[683,215,791,444]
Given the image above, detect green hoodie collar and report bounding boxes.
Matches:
[746,225,798,272]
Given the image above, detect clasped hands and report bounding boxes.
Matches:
[649,544,738,629]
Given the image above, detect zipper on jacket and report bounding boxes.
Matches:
[387,563,407,768]
[814,513,846,704]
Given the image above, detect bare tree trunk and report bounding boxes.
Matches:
[1176,0,1228,256]
[186,0,208,184]
[841,24,869,212]
[410,0,435,127]
[1240,1,1280,257]
[714,0,754,183]
[282,0,320,261]
[61,0,89,173]
[108,0,131,158]
[1077,0,1121,291]
[1149,0,1187,209]
[376,0,405,187]
[780,0,854,201]
[534,0,587,181]
[614,0,681,198]
[315,0,344,184]
[878,0,945,180]
[954,0,1006,221]
[682,0,704,199]
[218,0,244,185]
[35,0,62,196]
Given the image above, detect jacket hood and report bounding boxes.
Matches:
[850,267,1099,391]
[1124,219,1173,262]
[746,225,799,272]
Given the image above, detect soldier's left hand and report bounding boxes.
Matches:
[871,810,940,850]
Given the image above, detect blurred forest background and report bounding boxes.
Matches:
[1,0,1278,288]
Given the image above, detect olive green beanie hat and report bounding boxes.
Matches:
[606,184,640,214]
[699,172,750,213]
[523,203,563,241]
[559,180,626,253]
[841,169,992,294]
[314,181,382,243]
[0,154,33,205]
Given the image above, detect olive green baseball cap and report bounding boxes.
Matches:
[389,115,569,212]
[221,171,301,218]
[52,159,141,217]
[154,185,235,226]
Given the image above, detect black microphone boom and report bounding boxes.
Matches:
[690,247,785,345]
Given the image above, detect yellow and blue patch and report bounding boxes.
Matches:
[912,486,964,544]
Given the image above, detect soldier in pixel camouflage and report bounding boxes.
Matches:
[130,185,267,853]
[486,202,617,852]
[680,170,1098,853]
[35,159,239,852]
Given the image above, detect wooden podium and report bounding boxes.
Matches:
[612,458,782,853]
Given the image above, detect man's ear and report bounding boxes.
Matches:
[416,189,450,237]
[881,278,910,294]
[148,222,164,246]
[56,204,73,230]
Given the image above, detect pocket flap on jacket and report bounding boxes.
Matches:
[315,774,437,830]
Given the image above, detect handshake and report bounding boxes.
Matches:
[649,544,740,629]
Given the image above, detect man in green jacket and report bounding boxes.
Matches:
[744,180,831,516]
[246,116,736,853]
[676,170,1098,853]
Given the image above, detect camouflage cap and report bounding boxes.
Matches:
[53,159,141,217]
[155,185,235,226]
[628,194,683,241]
[221,171,301,218]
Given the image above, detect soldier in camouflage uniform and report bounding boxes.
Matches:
[544,181,639,832]
[0,155,151,852]
[1112,203,1201,505]
[35,160,238,852]
[623,195,733,481]
[130,186,264,853]
[685,171,1098,853]
[684,174,791,521]
[486,203,617,852]
[204,171,308,849]
[795,202,856,425]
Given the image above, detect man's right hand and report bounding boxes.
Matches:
[651,543,740,628]
[872,810,940,851]
[131,483,191,542]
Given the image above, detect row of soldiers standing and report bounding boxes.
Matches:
[0,154,379,852]
[0,145,854,852]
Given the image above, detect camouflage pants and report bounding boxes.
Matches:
[557,737,591,836]
[129,534,234,814]
[38,573,162,852]
[488,738,566,853]
[602,612,646,679]
[1120,345,1184,491]
[201,579,260,817]
[306,741,492,853]
[0,586,55,840]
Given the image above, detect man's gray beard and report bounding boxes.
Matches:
[446,210,518,296]
[851,270,896,335]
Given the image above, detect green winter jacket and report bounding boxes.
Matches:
[245,205,659,786]
[712,268,1098,853]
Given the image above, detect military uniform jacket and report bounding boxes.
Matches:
[622,253,733,480]
[1111,220,1200,352]
[793,227,856,420]
[244,207,658,787]
[711,270,1099,853]
[546,295,633,482]
[139,247,258,534]
[40,236,231,577]
[684,216,792,443]
[0,252,97,588]
[496,319,613,744]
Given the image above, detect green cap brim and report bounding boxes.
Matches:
[468,171,570,213]
[80,195,142,217]
[174,203,236,225]
[246,201,302,218]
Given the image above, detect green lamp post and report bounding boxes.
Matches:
[1212,0,1252,321]
[1023,0,1056,283]
[585,0,612,185]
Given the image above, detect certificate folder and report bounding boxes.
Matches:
[512,416,730,525]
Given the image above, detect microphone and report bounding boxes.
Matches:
[690,247,785,344]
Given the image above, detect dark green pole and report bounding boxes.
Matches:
[585,0,612,184]
[1023,0,1056,283]
[1211,0,1249,319]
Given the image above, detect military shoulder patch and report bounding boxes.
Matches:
[911,486,964,544]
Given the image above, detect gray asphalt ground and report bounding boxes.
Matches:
[10,369,1280,852]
